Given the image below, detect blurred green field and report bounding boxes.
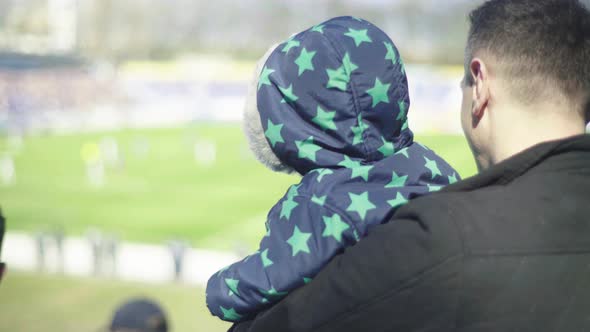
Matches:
[0,124,476,249]
[0,271,230,332]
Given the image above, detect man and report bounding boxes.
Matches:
[232,0,590,331]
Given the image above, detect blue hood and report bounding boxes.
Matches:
[257,16,413,175]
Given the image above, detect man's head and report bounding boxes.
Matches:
[461,0,590,171]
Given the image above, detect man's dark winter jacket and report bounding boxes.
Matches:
[231,134,590,332]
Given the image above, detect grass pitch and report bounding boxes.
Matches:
[0,125,476,250]
[0,271,230,332]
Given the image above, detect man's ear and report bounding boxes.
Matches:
[470,58,490,119]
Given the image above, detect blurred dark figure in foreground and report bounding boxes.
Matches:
[0,207,5,283]
[108,298,168,332]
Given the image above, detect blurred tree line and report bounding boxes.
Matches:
[3,0,588,65]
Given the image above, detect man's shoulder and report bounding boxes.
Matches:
[385,184,512,255]
[393,159,590,256]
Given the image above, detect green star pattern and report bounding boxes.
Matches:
[351,115,367,145]
[385,171,408,188]
[303,277,313,284]
[264,223,270,237]
[315,168,334,182]
[260,287,288,300]
[220,306,243,321]
[295,136,322,162]
[384,41,398,66]
[287,184,300,199]
[311,24,324,33]
[312,106,337,131]
[258,66,275,90]
[311,195,326,206]
[351,164,373,182]
[326,65,348,91]
[424,156,442,179]
[287,226,312,256]
[388,192,408,209]
[448,173,458,184]
[428,184,443,192]
[282,38,300,54]
[264,119,284,147]
[397,100,408,121]
[342,52,359,73]
[338,155,358,169]
[326,53,358,91]
[294,48,316,76]
[338,156,373,181]
[225,278,240,296]
[396,147,410,158]
[322,213,350,243]
[402,120,409,131]
[261,248,273,268]
[346,192,376,220]
[366,78,391,107]
[378,137,395,157]
[279,84,298,104]
[344,28,372,47]
[280,198,298,220]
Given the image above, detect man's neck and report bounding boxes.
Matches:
[489,105,587,166]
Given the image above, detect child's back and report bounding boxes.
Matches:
[206,16,458,322]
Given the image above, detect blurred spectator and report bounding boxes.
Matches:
[108,298,168,332]
[0,154,16,186]
[50,225,65,273]
[166,240,188,282]
[102,234,119,277]
[34,230,47,271]
[81,142,105,188]
[100,137,122,169]
[86,228,103,276]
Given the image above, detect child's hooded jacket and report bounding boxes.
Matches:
[206,16,458,322]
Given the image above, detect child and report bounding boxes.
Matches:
[206,16,459,322]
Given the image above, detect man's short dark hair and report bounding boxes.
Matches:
[465,0,590,115]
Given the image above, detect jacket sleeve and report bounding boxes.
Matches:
[230,197,464,332]
[206,189,359,323]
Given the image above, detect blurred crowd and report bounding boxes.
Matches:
[0,57,122,135]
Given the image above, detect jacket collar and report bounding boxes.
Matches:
[443,134,590,193]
